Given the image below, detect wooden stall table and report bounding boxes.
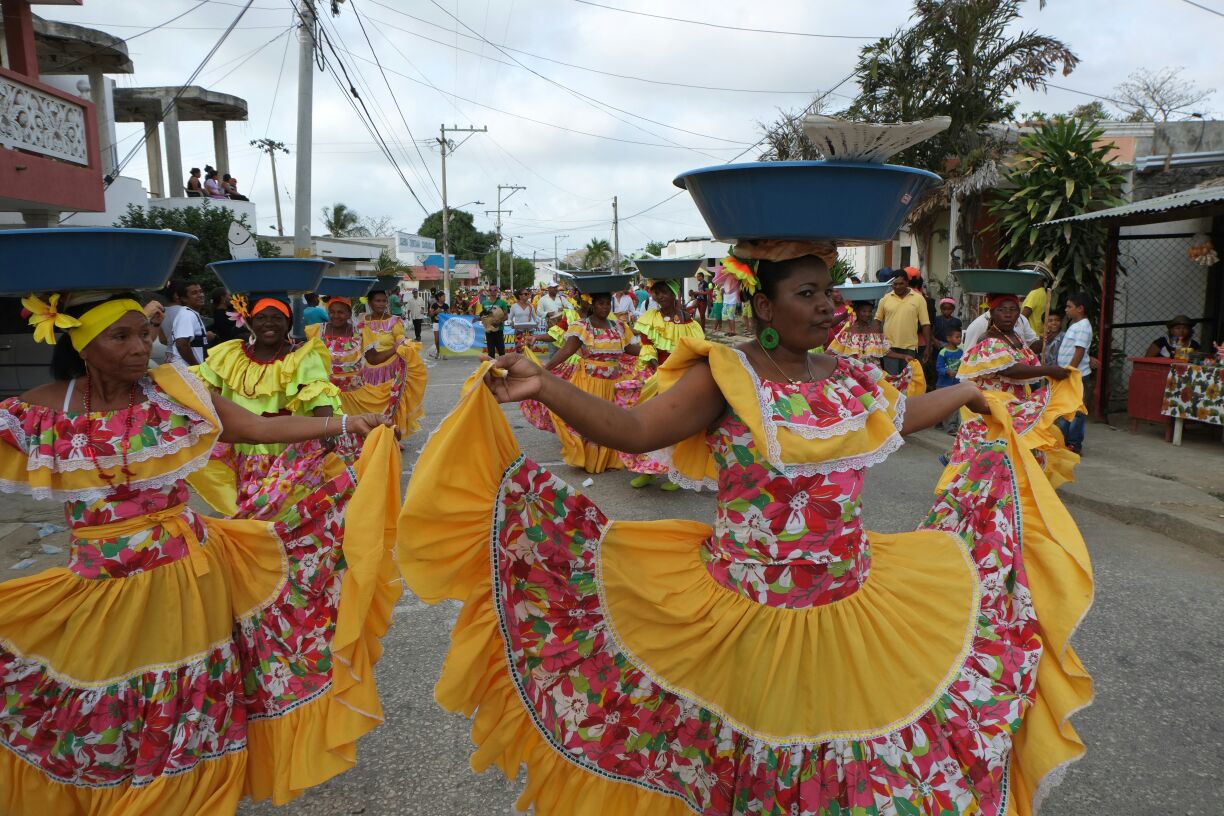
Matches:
[1127,357,1186,440]
[1159,361,1224,446]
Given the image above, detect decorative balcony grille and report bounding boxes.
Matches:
[0,73,89,166]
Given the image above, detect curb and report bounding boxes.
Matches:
[904,431,1224,559]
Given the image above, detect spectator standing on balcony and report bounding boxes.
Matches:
[166,279,208,365]
[185,167,204,197]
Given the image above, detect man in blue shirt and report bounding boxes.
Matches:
[302,293,328,326]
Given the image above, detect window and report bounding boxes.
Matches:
[899,246,912,268]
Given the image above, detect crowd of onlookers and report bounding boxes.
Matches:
[185,165,248,201]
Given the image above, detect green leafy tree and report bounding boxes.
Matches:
[373,249,414,279]
[321,202,366,237]
[828,256,852,285]
[114,203,279,293]
[417,209,498,261]
[583,238,613,268]
[762,1,1077,270]
[989,118,1125,311]
[479,251,536,291]
[642,240,666,256]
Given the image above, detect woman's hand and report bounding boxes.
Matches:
[346,412,393,437]
[483,353,546,404]
[1044,366,1071,381]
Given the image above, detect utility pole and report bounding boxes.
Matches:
[293,0,317,259]
[612,195,620,269]
[250,138,288,236]
[489,183,525,291]
[438,124,487,306]
[554,233,569,273]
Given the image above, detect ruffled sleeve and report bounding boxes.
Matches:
[655,340,905,488]
[198,338,341,416]
[564,321,592,348]
[633,310,706,359]
[957,337,1041,384]
[284,338,343,413]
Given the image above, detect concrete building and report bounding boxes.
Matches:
[260,235,383,277]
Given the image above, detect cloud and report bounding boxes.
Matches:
[41,0,1224,254]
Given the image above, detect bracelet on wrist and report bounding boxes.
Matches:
[341,414,349,436]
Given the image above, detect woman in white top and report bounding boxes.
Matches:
[508,289,538,351]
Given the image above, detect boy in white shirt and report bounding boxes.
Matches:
[1055,291,1093,454]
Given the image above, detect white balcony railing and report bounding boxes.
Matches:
[0,72,89,166]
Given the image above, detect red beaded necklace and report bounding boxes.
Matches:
[82,374,139,487]
[237,340,290,397]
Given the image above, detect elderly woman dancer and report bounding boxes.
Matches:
[0,291,402,814]
[400,239,1093,816]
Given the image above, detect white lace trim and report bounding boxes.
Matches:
[650,445,718,492]
[729,348,903,474]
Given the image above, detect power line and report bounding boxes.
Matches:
[347,0,443,199]
[292,2,432,215]
[364,1,824,95]
[209,25,295,85]
[251,20,295,190]
[1177,0,1224,18]
[423,0,744,151]
[569,0,877,39]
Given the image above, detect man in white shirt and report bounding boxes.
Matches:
[405,290,428,341]
[613,289,636,324]
[1055,291,1093,453]
[961,306,1037,351]
[166,280,208,365]
[537,284,565,324]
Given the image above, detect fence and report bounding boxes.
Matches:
[1102,231,1217,414]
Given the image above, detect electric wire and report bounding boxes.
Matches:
[568,0,877,39]
[208,25,295,85]
[1177,0,1224,17]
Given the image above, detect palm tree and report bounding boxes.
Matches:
[322,202,363,237]
[372,249,414,279]
[583,238,612,268]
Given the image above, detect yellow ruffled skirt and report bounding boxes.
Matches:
[398,371,1093,815]
[549,365,631,474]
[0,428,403,814]
[348,342,427,436]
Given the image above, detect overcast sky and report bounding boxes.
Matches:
[42,0,1224,259]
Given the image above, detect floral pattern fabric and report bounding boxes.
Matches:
[1161,363,1224,426]
[958,336,1044,398]
[566,318,634,379]
[488,358,1044,814]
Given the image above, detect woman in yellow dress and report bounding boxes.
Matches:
[305,294,370,461]
[538,280,643,473]
[399,243,1092,815]
[356,287,427,436]
[620,277,704,489]
[827,298,927,396]
[0,290,401,815]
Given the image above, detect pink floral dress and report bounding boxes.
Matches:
[399,343,1094,815]
[0,365,402,811]
[958,335,1045,398]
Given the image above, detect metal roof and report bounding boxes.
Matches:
[1043,183,1224,228]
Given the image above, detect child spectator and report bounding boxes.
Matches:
[933,297,961,347]
[709,287,724,334]
[1055,292,1093,454]
[1038,313,1065,366]
[936,327,964,434]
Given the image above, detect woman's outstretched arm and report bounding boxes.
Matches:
[900,383,989,436]
[485,353,725,454]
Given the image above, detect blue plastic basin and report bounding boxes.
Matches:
[317,276,377,299]
[634,257,704,280]
[673,161,940,244]
[0,227,196,295]
[836,282,891,302]
[561,271,637,294]
[208,258,334,295]
[953,268,1041,295]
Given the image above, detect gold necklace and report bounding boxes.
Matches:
[757,341,813,385]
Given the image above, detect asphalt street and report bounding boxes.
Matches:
[240,355,1224,816]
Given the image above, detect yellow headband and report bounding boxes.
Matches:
[23,295,145,352]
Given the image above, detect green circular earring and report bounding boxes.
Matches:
[758,326,780,350]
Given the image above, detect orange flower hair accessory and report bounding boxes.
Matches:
[22,293,81,345]
[228,293,251,329]
[718,254,760,296]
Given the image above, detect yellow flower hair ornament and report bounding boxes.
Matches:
[228,293,251,329]
[718,254,760,296]
[22,294,81,345]
[580,293,593,305]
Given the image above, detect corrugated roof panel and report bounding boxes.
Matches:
[1043,184,1224,226]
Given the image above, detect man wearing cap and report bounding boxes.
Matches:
[875,273,932,374]
[538,283,565,324]
[1145,314,1201,358]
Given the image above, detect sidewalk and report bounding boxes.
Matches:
[0,492,70,574]
[908,417,1224,558]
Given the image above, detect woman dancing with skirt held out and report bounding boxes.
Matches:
[0,291,401,814]
[400,238,1093,815]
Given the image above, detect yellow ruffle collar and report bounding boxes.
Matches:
[199,337,332,399]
